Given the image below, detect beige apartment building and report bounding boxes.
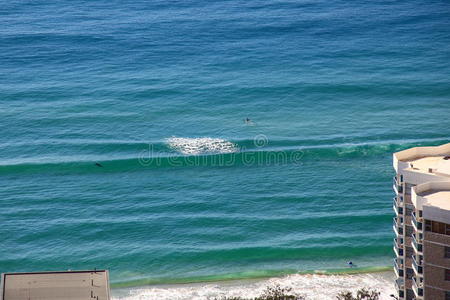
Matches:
[393,143,450,300]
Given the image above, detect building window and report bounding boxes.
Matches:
[425,220,450,235]
[445,269,450,281]
[406,268,414,279]
[405,207,411,216]
[446,291,450,300]
[425,220,432,231]
[436,222,446,234]
[446,247,450,258]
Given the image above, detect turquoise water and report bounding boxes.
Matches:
[1,0,450,287]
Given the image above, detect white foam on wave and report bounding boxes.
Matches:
[166,137,238,155]
[112,272,395,300]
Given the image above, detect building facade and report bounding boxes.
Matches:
[393,143,450,300]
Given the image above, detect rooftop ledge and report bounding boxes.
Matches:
[412,182,450,220]
[393,143,450,176]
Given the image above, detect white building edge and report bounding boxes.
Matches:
[393,142,450,300]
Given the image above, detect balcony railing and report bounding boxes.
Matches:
[412,255,423,276]
[393,176,403,193]
[394,258,404,278]
[412,276,424,298]
[412,234,423,253]
[393,197,403,216]
[393,217,404,235]
[395,278,405,291]
[412,211,423,232]
[393,238,404,257]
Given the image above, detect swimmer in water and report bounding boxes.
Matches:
[244,117,256,125]
[95,162,103,167]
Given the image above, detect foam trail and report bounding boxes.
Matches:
[112,272,395,300]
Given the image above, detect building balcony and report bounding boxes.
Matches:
[395,278,405,299]
[412,211,423,232]
[394,258,404,278]
[412,234,423,254]
[412,275,424,299]
[393,176,403,194]
[393,238,404,257]
[412,255,423,277]
[393,217,404,236]
[393,197,403,216]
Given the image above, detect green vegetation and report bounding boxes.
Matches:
[213,284,305,300]
[336,288,381,300]
[214,285,383,300]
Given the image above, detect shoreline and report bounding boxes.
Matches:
[110,266,393,289]
[111,269,395,300]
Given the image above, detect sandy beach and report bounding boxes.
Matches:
[112,271,395,300]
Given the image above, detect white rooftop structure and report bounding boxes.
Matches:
[1,270,110,300]
[412,181,450,224]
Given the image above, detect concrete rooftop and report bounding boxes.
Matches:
[1,270,110,300]
[408,156,450,177]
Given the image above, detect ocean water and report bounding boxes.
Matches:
[111,272,396,300]
[1,0,450,293]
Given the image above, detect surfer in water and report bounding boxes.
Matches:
[244,117,255,125]
[95,162,103,167]
[347,261,354,268]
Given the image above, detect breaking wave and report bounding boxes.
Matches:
[0,138,447,175]
[111,269,395,300]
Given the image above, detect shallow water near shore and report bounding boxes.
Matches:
[111,271,396,300]
[1,0,450,289]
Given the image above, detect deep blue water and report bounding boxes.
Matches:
[1,0,450,286]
